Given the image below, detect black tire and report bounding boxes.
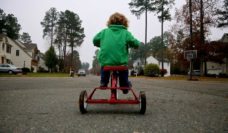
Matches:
[79,90,87,114]
[139,91,146,114]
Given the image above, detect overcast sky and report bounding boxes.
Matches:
[1,0,227,68]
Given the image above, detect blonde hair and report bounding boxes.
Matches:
[107,12,129,28]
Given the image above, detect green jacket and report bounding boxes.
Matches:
[93,25,140,66]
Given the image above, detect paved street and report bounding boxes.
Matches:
[0,76,228,133]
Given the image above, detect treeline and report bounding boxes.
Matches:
[91,0,228,76]
[40,8,85,73]
[0,9,32,43]
[0,8,89,73]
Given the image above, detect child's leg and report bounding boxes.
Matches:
[100,67,110,87]
[119,70,129,87]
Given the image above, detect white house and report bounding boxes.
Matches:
[206,33,228,75]
[37,53,48,72]
[132,56,171,77]
[0,34,47,72]
[146,56,171,76]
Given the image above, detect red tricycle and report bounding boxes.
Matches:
[79,66,146,114]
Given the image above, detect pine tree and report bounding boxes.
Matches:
[45,46,58,72]
[41,7,59,47]
[0,9,21,39]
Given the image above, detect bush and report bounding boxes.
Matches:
[138,66,144,75]
[171,66,181,74]
[135,66,144,76]
[22,67,30,73]
[31,67,34,73]
[38,67,48,73]
[22,67,30,75]
[206,73,217,77]
[160,69,167,75]
[144,63,160,77]
[131,70,137,76]
[219,73,228,78]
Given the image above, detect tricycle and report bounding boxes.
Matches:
[79,66,146,114]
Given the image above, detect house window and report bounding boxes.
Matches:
[2,43,5,51]
[6,45,11,53]
[1,57,4,64]
[16,50,20,56]
[6,59,11,64]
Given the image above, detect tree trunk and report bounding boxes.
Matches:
[200,0,207,76]
[189,0,193,80]
[145,1,148,46]
[63,33,67,72]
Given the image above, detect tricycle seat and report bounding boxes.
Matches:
[103,66,128,71]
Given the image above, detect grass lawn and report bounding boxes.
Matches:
[0,73,69,77]
[131,75,228,82]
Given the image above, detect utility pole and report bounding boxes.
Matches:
[145,0,148,46]
[144,0,148,65]
[161,0,164,77]
[189,0,193,80]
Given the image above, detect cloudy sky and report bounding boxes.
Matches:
[1,0,227,68]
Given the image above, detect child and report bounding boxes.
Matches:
[93,12,140,93]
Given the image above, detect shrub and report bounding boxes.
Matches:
[131,70,137,76]
[38,67,48,73]
[22,67,30,75]
[171,66,181,74]
[31,67,34,72]
[207,73,217,77]
[138,66,144,75]
[219,73,228,78]
[22,67,30,73]
[160,69,167,75]
[135,66,144,76]
[144,63,160,77]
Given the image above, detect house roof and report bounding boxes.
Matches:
[154,56,170,62]
[147,55,170,62]
[0,34,8,42]
[0,34,32,58]
[12,40,32,58]
[22,43,37,50]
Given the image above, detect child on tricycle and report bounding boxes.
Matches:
[79,12,146,114]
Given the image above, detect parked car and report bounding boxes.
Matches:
[0,64,22,74]
[77,69,86,76]
[188,70,200,76]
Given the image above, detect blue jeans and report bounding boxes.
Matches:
[100,67,129,87]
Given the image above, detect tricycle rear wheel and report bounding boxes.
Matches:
[79,90,87,114]
[139,91,146,114]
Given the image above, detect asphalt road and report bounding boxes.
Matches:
[0,75,228,133]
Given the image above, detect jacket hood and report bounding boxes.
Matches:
[108,25,127,30]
